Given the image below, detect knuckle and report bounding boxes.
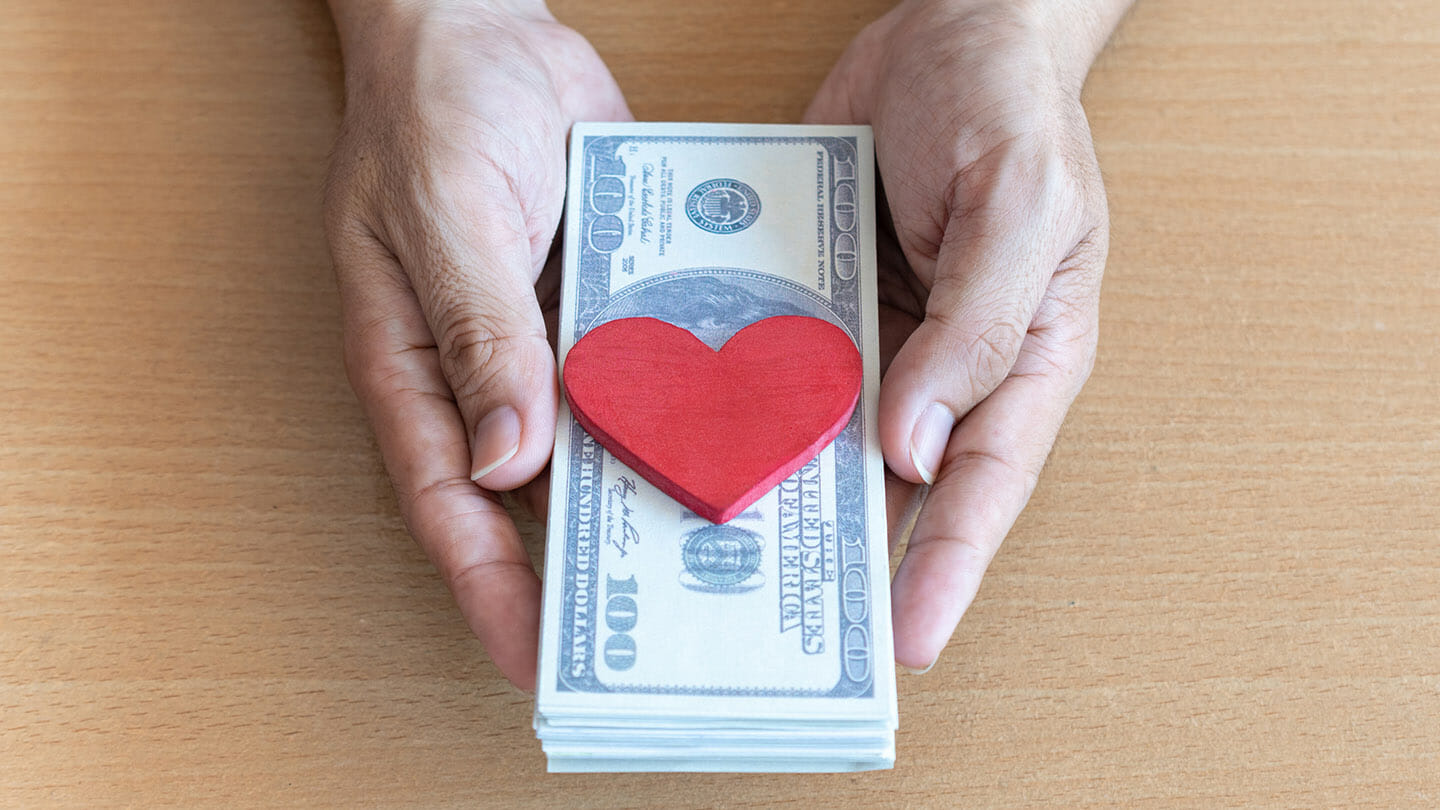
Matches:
[948,446,1041,500]
[346,350,420,415]
[340,313,438,409]
[449,557,533,598]
[439,321,507,395]
[907,449,1036,565]
[405,475,474,520]
[907,506,1001,574]
[970,316,1027,381]
[964,136,1104,243]
[403,476,504,551]
[1036,279,1102,393]
[434,311,546,404]
[1017,321,1096,400]
[930,309,1028,397]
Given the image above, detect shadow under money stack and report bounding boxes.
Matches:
[535,123,897,772]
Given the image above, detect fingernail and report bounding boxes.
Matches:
[470,405,521,483]
[909,403,955,485]
[902,656,939,676]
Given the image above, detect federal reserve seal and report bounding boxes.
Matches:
[684,178,761,234]
[679,525,764,593]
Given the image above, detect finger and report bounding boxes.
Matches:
[880,159,1089,485]
[388,176,559,493]
[332,224,542,690]
[890,264,1101,670]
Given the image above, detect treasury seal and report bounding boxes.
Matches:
[685,178,761,234]
[679,525,764,593]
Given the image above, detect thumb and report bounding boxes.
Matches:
[392,183,558,492]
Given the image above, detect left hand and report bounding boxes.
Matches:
[805,0,1124,670]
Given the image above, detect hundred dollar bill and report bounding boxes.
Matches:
[536,123,895,762]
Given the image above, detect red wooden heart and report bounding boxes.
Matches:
[562,315,862,523]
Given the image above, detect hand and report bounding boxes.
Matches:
[323,1,630,689]
[806,0,1130,670]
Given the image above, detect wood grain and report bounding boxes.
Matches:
[1,0,1436,806]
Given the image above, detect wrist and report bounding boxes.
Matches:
[904,0,1133,92]
[327,0,552,73]
[1030,0,1134,88]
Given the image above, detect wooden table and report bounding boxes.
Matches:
[2,1,1436,805]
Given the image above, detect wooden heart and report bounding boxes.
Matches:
[562,315,862,523]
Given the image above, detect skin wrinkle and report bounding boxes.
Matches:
[447,557,537,598]
[402,168,528,269]
[1027,324,1099,397]
[949,144,1058,242]
[928,194,1076,336]
[905,488,1006,569]
[438,328,551,410]
[927,231,1039,317]
[949,381,1055,470]
[889,180,946,267]
[1019,299,1099,394]
[937,450,1040,524]
[1013,289,1100,396]
[410,259,544,382]
[1036,271,1100,341]
[406,476,508,526]
[1015,326,1088,386]
[361,360,453,413]
[925,309,1029,407]
[335,276,434,404]
[448,112,558,208]
[344,305,437,373]
[331,248,408,314]
[382,218,541,401]
[424,493,514,540]
[425,258,544,328]
[424,244,536,325]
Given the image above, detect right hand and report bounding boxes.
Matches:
[323,1,631,690]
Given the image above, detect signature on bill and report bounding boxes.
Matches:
[604,476,641,557]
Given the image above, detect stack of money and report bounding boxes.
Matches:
[536,123,897,773]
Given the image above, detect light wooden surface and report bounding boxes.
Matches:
[2,0,1437,806]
